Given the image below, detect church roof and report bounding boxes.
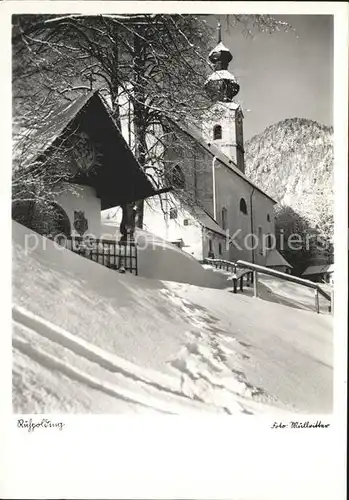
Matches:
[206,28,239,101]
[15,91,166,209]
[205,70,239,82]
[13,92,93,170]
[209,41,231,55]
[302,264,334,276]
[165,117,277,204]
[266,249,293,268]
[188,205,227,237]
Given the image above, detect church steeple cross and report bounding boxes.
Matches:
[205,21,240,101]
[217,22,222,43]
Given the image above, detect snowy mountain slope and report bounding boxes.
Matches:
[245,118,334,251]
[12,221,332,413]
[245,118,333,211]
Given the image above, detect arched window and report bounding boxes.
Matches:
[167,164,185,190]
[213,124,222,140]
[221,207,227,230]
[240,198,248,215]
[266,234,273,249]
[258,226,263,255]
[12,200,71,237]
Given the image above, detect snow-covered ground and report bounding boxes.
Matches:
[202,263,332,314]
[100,220,228,288]
[12,221,333,414]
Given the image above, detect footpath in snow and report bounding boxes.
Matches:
[12,221,333,414]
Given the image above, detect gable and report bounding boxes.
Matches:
[16,91,165,209]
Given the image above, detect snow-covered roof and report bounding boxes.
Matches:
[302,264,334,276]
[191,207,227,237]
[208,41,231,57]
[14,90,163,208]
[266,249,293,268]
[167,194,226,237]
[205,70,238,82]
[165,117,277,204]
[13,92,94,169]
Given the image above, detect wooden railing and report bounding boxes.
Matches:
[203,257,333,314]
[237,260,332,314]
[58,236,138,275]
[203,258,253,293]
[203,257,237,273]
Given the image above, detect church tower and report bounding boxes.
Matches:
[203,24,245,174]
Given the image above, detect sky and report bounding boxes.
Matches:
[209,15,334,140]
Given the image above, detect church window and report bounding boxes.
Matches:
[219,242,223,255]
[169,208,178,220]
[267,214,271,222]
[183,219,189,226]
[221,207,227,230]
[258,226,263,255]
[167,164,185,190]
[266,234,273,249]
[240,198,248,215]
[209,239,213,252]
[213,124,222,140]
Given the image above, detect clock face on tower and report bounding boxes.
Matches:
[71,131,96,171]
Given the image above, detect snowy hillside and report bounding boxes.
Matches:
[100,220,228,288]
[12,221,333,414]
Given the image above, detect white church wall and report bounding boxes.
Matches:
[251,189,276,266]
[54,183,101,238]
[213,161,275,265]
[214,161,252,262]
[202,228,228,261]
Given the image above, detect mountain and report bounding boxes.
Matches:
[245,118,334,242]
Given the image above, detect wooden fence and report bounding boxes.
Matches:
[60,236,138,275]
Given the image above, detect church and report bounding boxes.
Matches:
[142,27,290,269]
[13,25,291,274]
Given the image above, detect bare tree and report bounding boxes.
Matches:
[12,14,292,228]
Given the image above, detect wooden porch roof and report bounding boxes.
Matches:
[23,91,169,210]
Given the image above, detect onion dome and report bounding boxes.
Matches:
[205,23,240,102]
[208,41,233,70]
